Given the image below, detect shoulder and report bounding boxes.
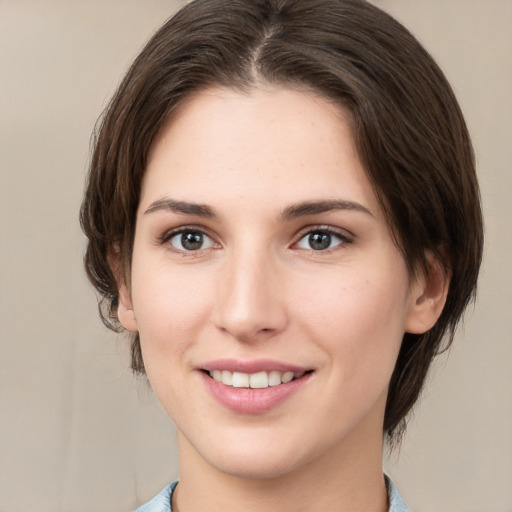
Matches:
[132,482,177,512]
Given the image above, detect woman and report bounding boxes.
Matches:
[80,0,483,510]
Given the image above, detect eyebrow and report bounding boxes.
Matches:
[144,198,216,218]
[280,199,374,220]
[144,197,373,221]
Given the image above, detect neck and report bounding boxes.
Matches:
[174,421,388,512]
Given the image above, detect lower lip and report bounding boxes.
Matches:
[200,372,312,414]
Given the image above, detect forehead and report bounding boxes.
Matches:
[141,86,380,218]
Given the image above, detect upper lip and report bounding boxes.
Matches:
[199,358,311,374]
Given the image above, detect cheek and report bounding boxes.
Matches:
[129,263,217,420]
[294,261,410,379]
[130,261,214,358]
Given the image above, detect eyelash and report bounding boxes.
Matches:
[158,225,353,254]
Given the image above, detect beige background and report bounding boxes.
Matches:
[0,1,510,511]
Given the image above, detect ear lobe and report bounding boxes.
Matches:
[405,252,450,334]
[117,282,138,333]
[109,248,138,333]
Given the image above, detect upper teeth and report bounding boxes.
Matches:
[209,370,305,388]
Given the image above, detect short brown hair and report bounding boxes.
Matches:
[80,0,483,441]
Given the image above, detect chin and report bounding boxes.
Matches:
[188,428,327,481]
[210,451,307,481]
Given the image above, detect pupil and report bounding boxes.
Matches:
[182,232,203,250]
[309,232,331,250]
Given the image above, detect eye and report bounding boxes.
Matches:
[296,229,348,251]
[168,230,215,251]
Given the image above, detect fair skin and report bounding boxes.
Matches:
[116,86,447,512]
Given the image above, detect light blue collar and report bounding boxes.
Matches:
[386,475,409,511]
[134,478,408,511]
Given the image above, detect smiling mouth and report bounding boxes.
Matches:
[204,369,312,389]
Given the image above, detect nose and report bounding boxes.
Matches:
[213,246,289,342]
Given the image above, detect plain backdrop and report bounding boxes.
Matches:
[0,1,511,511]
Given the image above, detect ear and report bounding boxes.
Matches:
[405,251,450,334]
[109,246,138,333]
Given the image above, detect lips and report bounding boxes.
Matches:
[199,359,313,414]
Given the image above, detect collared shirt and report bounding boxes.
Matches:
[133,477,408,511]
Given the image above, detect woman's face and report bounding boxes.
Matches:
[118,86,426,479]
